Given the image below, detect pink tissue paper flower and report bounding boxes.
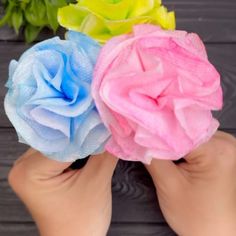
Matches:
[92,24,223,164]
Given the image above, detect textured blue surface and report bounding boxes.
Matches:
[4,31,110,161]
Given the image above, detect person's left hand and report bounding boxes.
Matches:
[8,149,118,236]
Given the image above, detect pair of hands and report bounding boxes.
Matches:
[8,131,236,236]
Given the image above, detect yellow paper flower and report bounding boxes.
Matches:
[58,0,176,44]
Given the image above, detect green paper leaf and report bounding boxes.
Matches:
[24,0,48,26]
[24,24,42,43]
[44,0,68,32]
[0,1,15,27]
[12,9,23,34]
[1,0,75,43]
[45,1,59,32]
[20,0,30,11]
[47,0,68,7]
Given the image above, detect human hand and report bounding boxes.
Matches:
[8,149,118,236]
[146,131,236,236]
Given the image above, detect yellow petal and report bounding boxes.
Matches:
[128,0,155,17]
[78,0,131,20]
[58,4,89,31]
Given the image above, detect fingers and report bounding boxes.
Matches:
[215,130,236,142]
[12,148,73,179]
[145,159,185,192]
[11,148,118,184]
[184,131,236,164]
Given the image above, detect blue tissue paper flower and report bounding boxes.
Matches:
[4,31,110,162]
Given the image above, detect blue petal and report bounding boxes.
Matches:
[45,110,110,161]
[6,60,18,89]
[19,37,61,62]
[66,31,101,65]
[29,60,63,101]
[4,93,69,153]
[30,107,71,137]
[34,82,94,117]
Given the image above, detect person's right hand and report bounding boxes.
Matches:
[146,131,236,236]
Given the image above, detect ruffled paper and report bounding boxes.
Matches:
[92,24,223,163]
[4,31,110,162]
[58,0,175,44]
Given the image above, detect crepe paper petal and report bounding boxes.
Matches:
[58,0,176,44]
[4,31,110,162]
[92,24,223,164]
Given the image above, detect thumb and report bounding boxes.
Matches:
[82,152,118,181]
[145,159,185,192]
